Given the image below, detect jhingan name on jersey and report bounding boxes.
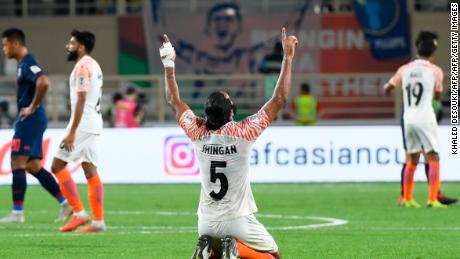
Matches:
[201,144,238,155]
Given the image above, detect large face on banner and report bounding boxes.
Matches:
[205,4,242,49]
[141,2,408,74]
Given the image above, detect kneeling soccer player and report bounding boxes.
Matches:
[160,28,297,258]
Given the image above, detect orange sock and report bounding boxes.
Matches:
[55,168,84,213]
[428,161,440,202]
[88,175,104,221]
[237,241,275,259]
[403,163,417,201]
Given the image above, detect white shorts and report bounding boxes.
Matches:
[404,122,439,153]
[198,214,278,253]
[55,131,100,166]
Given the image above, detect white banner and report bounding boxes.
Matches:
[0,126,458,184]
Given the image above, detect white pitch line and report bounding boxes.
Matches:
[107,210,196,216]
[340,226,460,231]
[1,210,348,237]
[8,226,460,238]
[106,211,349,230]
[261,215,348,230]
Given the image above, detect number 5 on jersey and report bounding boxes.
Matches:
[210,161,228,200]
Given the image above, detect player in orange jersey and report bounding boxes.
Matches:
[385,31,451,209]
[51,30,105,232]
[160,27,297,259]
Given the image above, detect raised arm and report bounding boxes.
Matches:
[262,28,298,122]
[160,34,189,121]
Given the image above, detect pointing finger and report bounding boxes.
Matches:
[163,34,170,43]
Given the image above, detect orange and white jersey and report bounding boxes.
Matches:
[179,109,271,221]
[388,59,443,124]
[67,55,103,134]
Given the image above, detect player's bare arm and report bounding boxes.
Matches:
[19,74,49,120]
[434,75,443,100]
[434,68,444,100]
[160,34,190,121]
[384,83,396,94]
[262,27,298,122]
[434,87,443,100]
[62,91,86,152]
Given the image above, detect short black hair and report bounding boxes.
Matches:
[301,83,311,93]
[2,28,25,45]
[112,92,123,103]
[0,100,9,112]
[416,31,438,58]
[126,87,137,95]
[71,29,95,53]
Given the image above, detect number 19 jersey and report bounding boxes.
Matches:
[388,59,443,124]
[67,55,103,134]
[179,109,271,221]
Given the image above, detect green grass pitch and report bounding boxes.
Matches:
[0,182,459,258]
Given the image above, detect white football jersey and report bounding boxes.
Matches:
[388,59,443,124]
[179,109,271,221]
[67,55,103,134]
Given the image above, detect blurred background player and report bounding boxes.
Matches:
[161,27,297,259]
[104,92,123,127]
[114,87,145,128]
[287,82,318,126]
[0,28,71,223]
[384,31,449,209]
[51,30,105,232]
[0,100,14,128]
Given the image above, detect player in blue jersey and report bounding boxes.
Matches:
[0,28,71,223]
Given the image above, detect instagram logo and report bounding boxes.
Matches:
[164,136,199,175]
